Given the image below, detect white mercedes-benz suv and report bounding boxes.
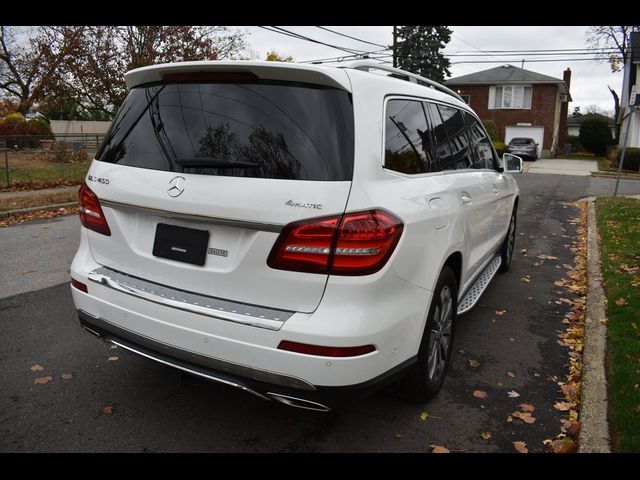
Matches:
[70,60,522,411]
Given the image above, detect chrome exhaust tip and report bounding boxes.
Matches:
[267,392,332,412]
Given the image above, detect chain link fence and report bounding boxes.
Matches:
[1,134,104,189]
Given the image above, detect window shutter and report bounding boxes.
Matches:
[524,87,532,109]
[488,87,496,110]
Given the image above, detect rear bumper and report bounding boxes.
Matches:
[77,309,416,410]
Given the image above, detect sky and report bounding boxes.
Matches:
[236,26,623,115]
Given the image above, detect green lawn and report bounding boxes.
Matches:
[0,161,90,190]
[596,196,640,452]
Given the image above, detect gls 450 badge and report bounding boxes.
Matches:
[87,174,110,185]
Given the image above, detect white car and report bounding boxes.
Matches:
[70,60,522,412]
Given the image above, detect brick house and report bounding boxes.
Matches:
[445,65,572,158]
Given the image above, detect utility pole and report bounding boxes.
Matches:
[393,26,398,68]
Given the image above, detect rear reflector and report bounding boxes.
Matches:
[70,278,88,293]
[78,183,111,236]
[278,340,375,357]
[267,209,403,276]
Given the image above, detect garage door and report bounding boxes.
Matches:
[505,126,544,158]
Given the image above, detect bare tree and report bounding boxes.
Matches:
[47,26,246,119]
[587,25,639,72]
[0,26,83,115]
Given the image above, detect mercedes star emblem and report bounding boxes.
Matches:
[167,176,186,198]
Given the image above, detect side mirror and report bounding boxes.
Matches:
[503,153,523,173]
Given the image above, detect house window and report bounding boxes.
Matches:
[460,94,470,105]
[494,86,532,109]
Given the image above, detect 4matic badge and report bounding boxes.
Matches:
[284,200,323,210]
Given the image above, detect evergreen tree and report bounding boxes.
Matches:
[395,26,452,82]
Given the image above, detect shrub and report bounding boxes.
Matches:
[482,119,499,141]
[0,114,54,148]
[566,135,583,152]
[493,140,507,156]
[579,118,613,156]
[613,147,640,171]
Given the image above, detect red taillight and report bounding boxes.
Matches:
[70,277,88,293]
[78,183,111,236]
[278,340,375,357]
[267,209,403,276]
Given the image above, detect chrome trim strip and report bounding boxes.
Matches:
[109,339,271,401]
[88,266,294,331]
[78,309,316,391]
[100,199,283,233]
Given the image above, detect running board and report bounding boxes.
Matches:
[457,256,502,315]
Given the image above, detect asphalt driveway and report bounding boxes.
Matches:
[1,174,639,452]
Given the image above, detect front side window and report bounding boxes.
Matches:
[464,112,497,169]
[494,85,532,109]
[384,99,434,174]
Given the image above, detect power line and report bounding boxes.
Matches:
[258,26,368,55]
[314,26,388,49]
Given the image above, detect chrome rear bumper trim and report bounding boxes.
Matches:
[88,266,293,331]
[100,199,283,233]
[78,309,316,391]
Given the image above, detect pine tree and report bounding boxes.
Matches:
[395,26,452,82]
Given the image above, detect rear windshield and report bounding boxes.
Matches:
[509,138,533,145]
[96,81,354,181]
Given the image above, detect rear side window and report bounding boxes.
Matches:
[464,112,498,169]
[96,81,354,181]
[426,103,454,171]
[384,99,434,174]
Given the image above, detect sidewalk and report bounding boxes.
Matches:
[0,185,78,200]
[523,159,598,176]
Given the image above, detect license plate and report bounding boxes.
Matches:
[152,223,209,266]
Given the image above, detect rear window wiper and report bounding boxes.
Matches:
[175,157,260,169]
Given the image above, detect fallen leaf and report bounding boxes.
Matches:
[22,268,37,274]
[107,356,119,362]
[506,371,516,378]
[34,376,53,385]
[512,411,536,424]
[495,310,506,316]
[60,372,74,380]
[458,348,466,354]
[520,249,527,254]
[419,412,430,421]
[30,364,44,372]
[101,405,113,415]
[554,401,572,411]
[393,433,403,439]
[615,298,627,306]
[550,437,578,453]
[507,390,520,398]
[480,432,492,440]
[468,359,480,368]
[517,403,535,413]
[554,280,565,287]
[430,445,450,453]
[473,390,488,399]
[513,441,528,453]
[110,345,118,349]
[566,421,581,437]
[521,276,531,283]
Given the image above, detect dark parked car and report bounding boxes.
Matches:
[506,137,538,161]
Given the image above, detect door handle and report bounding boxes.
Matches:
[461,191,472,205]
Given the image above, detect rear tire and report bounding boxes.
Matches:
[498,207,517,273]
[401,266,457,402]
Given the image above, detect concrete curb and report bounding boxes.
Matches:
[0,201,78,218]
[578,199,611,453]
[590,173,640,181]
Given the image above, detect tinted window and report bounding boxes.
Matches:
[96,81,354,181]
[426,103,454,171]
[384,99,433,174]
[437,105,472,170]
[464,112,497,169]
[509,138,533,145]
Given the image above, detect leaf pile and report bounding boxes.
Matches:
[545,201,587,453]
[0,206,79,227]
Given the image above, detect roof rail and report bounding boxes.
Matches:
[338,60,464,103]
